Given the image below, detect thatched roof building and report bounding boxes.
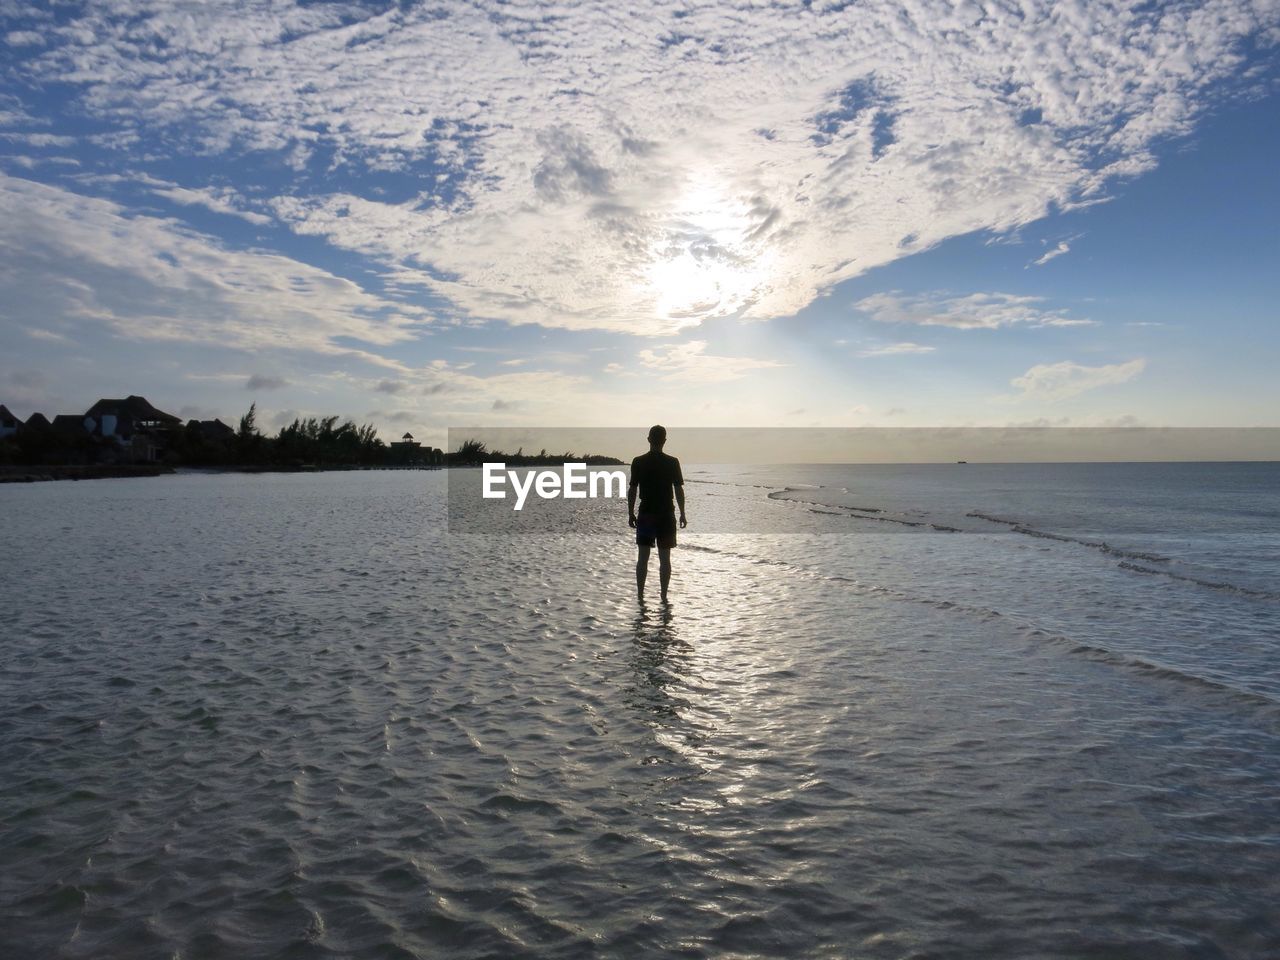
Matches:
[0,404,21,437]
[186,418,236,441]
[85,396,181,433]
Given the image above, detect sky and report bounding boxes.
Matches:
[2,0,1278,450]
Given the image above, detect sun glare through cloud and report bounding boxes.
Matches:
[0,0,1277,430]
[640,175,779,325]
[2,5,1280,957]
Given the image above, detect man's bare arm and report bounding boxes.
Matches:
[628,480,638,527]
[675,484,686,527]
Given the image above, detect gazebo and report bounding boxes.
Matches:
[389,431,423,464]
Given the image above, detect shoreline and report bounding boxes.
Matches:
[0,461,639,483]
[0,463,446,483]
[0,464,174,483]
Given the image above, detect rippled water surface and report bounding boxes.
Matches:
[2,466,1279,958]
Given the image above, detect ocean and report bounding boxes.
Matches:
[2,463,1278,958]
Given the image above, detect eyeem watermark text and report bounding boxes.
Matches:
[482,462,627,511]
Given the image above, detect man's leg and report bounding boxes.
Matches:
[637,543,651,599]
[658,546,672,601]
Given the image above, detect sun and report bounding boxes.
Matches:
[639,177,776,324]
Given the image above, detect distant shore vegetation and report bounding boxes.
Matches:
[449,438,623,467]
[0,397,622,476]
[0,399,439,472]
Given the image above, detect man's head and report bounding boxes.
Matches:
[647,424,667,448]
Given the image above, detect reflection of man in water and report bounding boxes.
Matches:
[628,424,687,603]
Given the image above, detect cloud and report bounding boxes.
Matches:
[1,154,79,170]
[638,340,783,382]
[375,379,407,394]
[184,372,250,383]
[858,341,935,357]
[1031,242,1070,267]
[148,182,272,226]
[0,174,427,362]
[4,0,1271,335]
[1029,233,1083,267]
[1010,358,1147,401]
[0,132,76,147]
[5,31,45,48]
[332,359,598,423]
[8,368,44,387]
[246,374,289,391]
[268,408,300,430]
[857,291,1093,330]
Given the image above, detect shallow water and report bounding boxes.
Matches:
[2,467,1279,958]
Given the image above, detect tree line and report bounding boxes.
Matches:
[1,401,622,469]
[0,403,436,469]
[449,438,622,467]
[221,404,396,467]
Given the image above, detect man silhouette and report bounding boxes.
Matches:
[628,424,687,603]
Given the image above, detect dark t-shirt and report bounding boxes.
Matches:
[630,451,683,515]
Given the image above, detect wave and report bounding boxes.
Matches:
[1116,561,1280,601]
[764,490,1271,600]
[965,512,1171,562]
[683,542,1280,728]
[767,490,880,512]
[1055,638,1280,712]
[765,491,971,531]
[685,477,781,490]
[965,512,1278,600]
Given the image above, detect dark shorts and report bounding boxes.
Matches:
[636,512,677,549]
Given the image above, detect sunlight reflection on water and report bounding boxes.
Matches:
[2,469,1279,958]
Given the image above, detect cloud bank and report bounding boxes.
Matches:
[638,340,784,382]
[858,342,936,357]
[1011,358,1148,401]
[857,291,1093,330]
[0,173,425,361]
[3,0,1273,337]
